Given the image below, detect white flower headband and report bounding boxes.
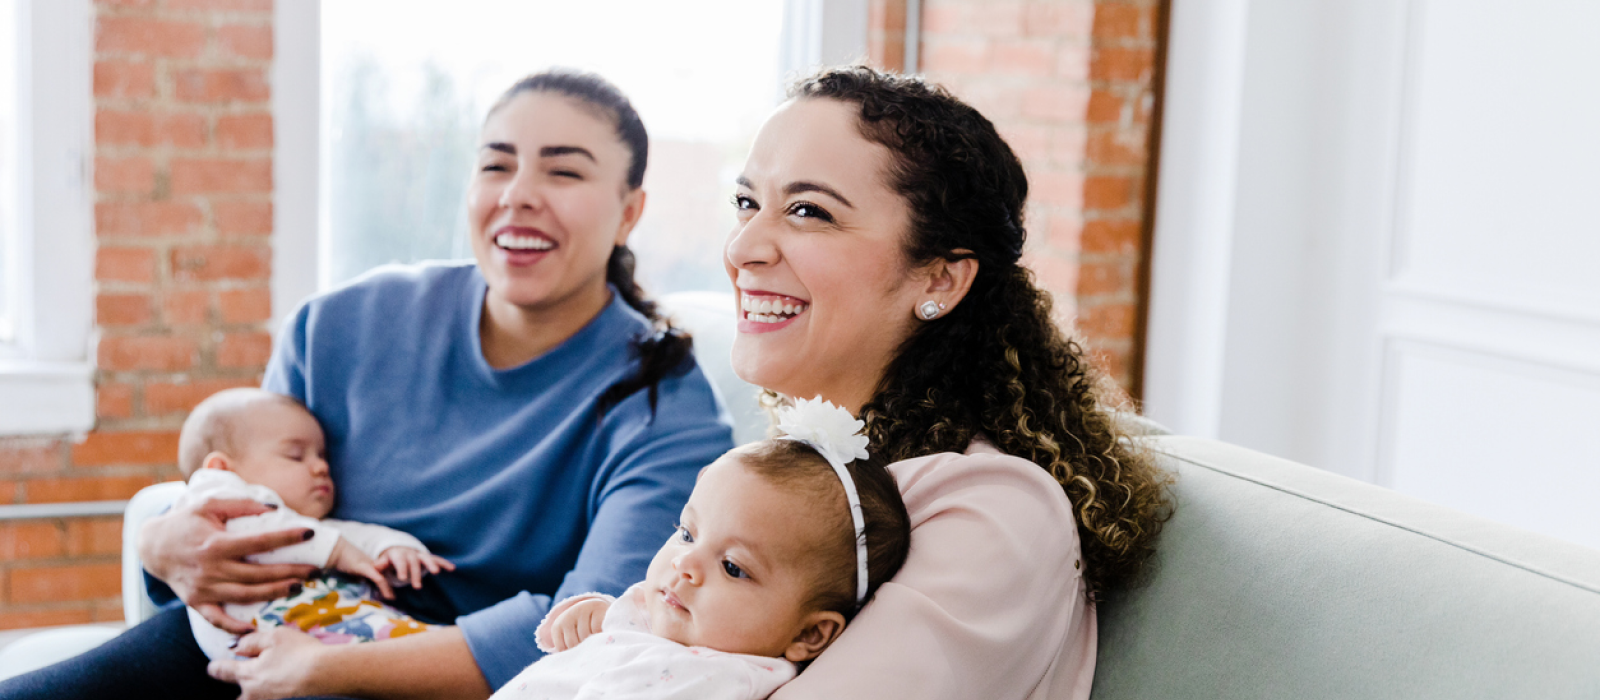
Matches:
[774,396,872,606]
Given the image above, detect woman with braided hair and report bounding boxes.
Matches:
[726,66,1171,698]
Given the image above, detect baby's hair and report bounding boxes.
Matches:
[737,440,911,620]
[176,388,307,478]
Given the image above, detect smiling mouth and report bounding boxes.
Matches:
[740,293,808,324]
[493,230,555,252]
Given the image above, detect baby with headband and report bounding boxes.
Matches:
[491,398,911,700]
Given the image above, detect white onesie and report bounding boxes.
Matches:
[492,584,797,700]
[172,469,435,660]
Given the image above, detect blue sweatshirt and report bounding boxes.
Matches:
[264,262,733,688]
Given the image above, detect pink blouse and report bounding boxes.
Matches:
[772,439,1095,699]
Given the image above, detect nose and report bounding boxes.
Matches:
[497,166,545,212]
[724,210,779,272]
[308,454,330,478]
[671,550,703,585]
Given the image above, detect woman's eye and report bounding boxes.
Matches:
[480,163,508,173]
[722,559,747,579]
[551,170,582,179]
[731,195,757,211]
[787,202,833,222]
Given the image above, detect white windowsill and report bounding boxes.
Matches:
[0,360,94,436]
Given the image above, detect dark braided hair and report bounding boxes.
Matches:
[490,69,692,414]
[787,66,1171,601]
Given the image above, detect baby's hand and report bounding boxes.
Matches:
[328,537,395,600]
[547,598,611,653]
[375,547,455,590]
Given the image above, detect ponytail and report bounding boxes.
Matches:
[597,245,694,414]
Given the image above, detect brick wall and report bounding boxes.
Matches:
[0,0,274,630]
[872,0,1164,396]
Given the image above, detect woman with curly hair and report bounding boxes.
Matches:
[726,66,1170,698]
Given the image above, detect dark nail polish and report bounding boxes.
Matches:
[301,529,314,541]
[288,583,302,597]
[227,639,239,649]
[264,503,279,510]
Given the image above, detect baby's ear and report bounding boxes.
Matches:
[782,610,846,663]
[200,451,233,472]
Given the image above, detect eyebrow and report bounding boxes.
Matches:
[480,143,597,163]
[735,176,855,209]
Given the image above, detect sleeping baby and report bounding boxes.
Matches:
[172,388,454,660]
[492,397,911,700]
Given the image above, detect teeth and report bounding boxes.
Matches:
[739,295,808,321]
[494,232,554,251]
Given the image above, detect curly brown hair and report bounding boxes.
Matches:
[787,66,1171,601]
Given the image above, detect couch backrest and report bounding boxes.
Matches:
[1092,436,1600,699]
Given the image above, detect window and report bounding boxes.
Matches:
[0,0,94,436]
[273,0,867,318]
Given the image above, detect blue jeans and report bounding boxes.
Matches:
[0,605,353,699]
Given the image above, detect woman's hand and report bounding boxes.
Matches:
[139,498,319,633]
[207,626,327,700]
[376,546,456,590]
[545,598,611,652]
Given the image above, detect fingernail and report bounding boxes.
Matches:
[301,530,314,541]
[264,503,279,510]
[288,583,303,597]
[227,639,239,649]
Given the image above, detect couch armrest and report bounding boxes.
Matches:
[121,481,186,625]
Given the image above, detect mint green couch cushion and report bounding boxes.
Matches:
[1093,436,1600,699]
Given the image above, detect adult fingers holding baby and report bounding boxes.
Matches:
[139,497,320,633]
[207,625,322,700]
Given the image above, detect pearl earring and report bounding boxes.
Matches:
[918,300,946,320]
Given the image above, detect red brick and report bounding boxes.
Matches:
[1092,4,1154,41]
[216,113,273,149]
[1090,46,1156,83]
[0,608,96,631]
[214,200,272,236]
[1086,128,1147,166]
[0,523,64,560]
[1084,175,1137,210]
[217,331,273,368]
[1023,253,1079,312]
[217,24,273,60]
[1046,214,1085,251]
[155,112,209,149]
[921,39,990,75]
[145,378,257,416]
[920,4,970,34]
[1077,260,1134,296]
[66,519,123,557]
[949,82,1021,120]
[999,124,1052,166]
[94,156,154,194]
[93,60,154,99]
[97,383,136,420]
[96,247,157,284]
[170,158,272,195]
[1086,89,1123,123]
[161,289,210,326]
[1021,85,1089,121]
[97,0,155,6]
[0,438,65,473]
[990,41,1056,77]
[97,335,198,372]
[869,0,907,32]
[96,201,204,238]
[96,292,154,327]
[25,475,158,504]
[96,109,154,146]
[70,431,180,466]
[1057,45,1093,82]
[1030,169,1085,208]
[170,245,271,282]
[219,287,272,323]
[1025,2,1094,38]
[8,563,122,604]
[1082,218,1142,254]
[1078,301,1138,340]
[173,68,270,104]
[166,0,273,10]
[0,482,16,504]
[96,17,206,58]
[967,1,1025,35]
[1050,125,1089,167]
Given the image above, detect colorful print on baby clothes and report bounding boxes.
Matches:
[255,574,434,644]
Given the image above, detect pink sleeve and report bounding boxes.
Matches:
[771,445,1096,700]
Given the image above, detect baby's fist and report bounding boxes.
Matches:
[549,598,610,652]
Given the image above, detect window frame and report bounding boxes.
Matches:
[0,0,95,437]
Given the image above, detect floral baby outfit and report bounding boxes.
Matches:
[174,469,440,660]
[491,584,796,700]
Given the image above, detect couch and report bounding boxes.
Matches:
[3,292,1597,697]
